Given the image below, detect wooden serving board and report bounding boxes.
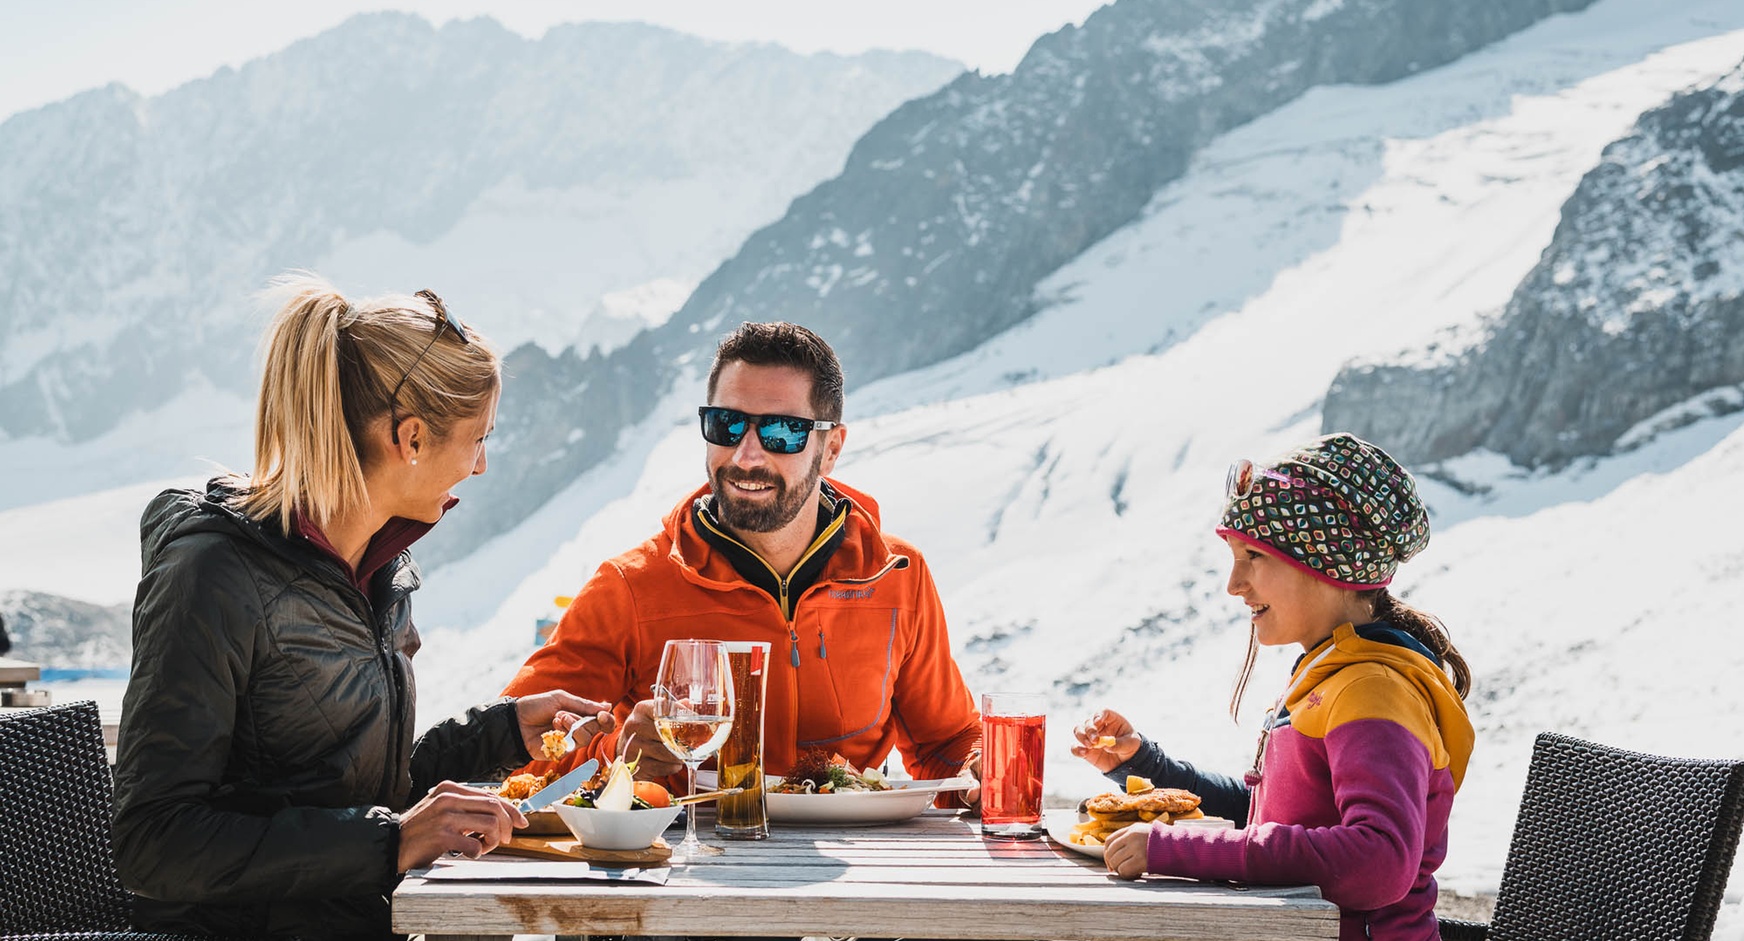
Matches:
[496,834,673,865]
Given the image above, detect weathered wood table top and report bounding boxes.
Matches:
[393,810,1338,941]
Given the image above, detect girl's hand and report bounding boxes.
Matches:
[1102,822,1151,879]
[1070,708,1141,772]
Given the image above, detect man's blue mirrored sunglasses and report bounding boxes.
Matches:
[698,406,838,455]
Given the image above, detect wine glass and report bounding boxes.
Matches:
[653,638,735,861]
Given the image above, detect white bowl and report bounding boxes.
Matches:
[550,802,682,850]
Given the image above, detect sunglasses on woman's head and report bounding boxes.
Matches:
[698,406,838,455]
[389,289,471,444]
[1226,458,1302,499]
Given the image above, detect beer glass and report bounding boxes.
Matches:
[979,691,1046,840]
[653,639,735,861]
[715,641,771,840]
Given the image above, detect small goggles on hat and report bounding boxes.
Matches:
[1225,458,1303,499]
[699,406,838,455]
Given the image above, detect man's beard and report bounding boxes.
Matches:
[712,450,823,534]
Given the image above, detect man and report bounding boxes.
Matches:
[503,322,981,796]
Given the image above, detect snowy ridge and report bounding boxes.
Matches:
[421,0,1603,568]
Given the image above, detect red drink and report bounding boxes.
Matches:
[980,692,1046,840]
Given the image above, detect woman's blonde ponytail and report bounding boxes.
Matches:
[234,272,499,535]
[241,276,371,531]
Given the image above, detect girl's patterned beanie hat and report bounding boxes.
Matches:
[1216,432,1430,590]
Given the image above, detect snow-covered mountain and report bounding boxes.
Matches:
[0,590,129,670]
[430,0,1600,568]
[0,12,960,446]
[1325,58,1744,468]
[396,0,1744,928]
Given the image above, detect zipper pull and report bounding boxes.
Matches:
[789,625,801,667]
[818,627,828,659]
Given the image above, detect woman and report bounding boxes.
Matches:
[113,275,614,939]
[1074,433,1474,941]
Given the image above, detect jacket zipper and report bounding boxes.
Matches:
[695,510,847,666]
[340,571,407,804]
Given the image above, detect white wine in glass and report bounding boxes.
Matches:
[653,639,735,861]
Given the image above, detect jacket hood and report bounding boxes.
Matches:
[140,477,289,572]
[1293,622,1475,788]
[139,477,425,597]
[661,477,904,589]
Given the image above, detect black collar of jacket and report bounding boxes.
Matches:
[692,481,851,608]
[178,477,424,613]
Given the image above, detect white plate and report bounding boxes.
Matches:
[1044,807,1235,859]
[1045,808,1108,858]
[695,771,971,826]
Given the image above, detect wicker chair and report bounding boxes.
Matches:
[1440,731,1744,941]
[0,700,220,941]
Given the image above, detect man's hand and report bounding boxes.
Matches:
[1102,821,1151,880]
[513,690,616,760]
[617,699,685,779]
[396,781,526,873]
[1070,708,1142,773]
[960,748,982,809]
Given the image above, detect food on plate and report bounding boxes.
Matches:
[540,729,569,761]
[497,771,556,800]
[560,757,671,811]
[1083,786,1202,818]
[634,780,673,808]
[1068,783,1204,847]
[770,748,892,794]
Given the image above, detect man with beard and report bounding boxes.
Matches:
[501,322,982,800]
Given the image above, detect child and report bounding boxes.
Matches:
[1074,433,1474,941]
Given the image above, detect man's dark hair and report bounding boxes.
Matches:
[707,322,845,421]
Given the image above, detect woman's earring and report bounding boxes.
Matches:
[411,459,418,466]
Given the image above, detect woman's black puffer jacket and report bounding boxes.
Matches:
[113,479,530,939]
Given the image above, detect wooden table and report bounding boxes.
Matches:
[393,811,1338,940]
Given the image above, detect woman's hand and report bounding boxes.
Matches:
[616,699,686,779]
[1071,708,1141,772]
[1102,822,1152,880]
[396,781,526,872]
[513,690,616,760]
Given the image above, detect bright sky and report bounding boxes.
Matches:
[0,0,1109,123]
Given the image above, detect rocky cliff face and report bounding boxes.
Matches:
[1324,60,1744,468]
[426,0,1597,566]
[670,0,1601,386]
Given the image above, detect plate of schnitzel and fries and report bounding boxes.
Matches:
[1046,776,1232,859]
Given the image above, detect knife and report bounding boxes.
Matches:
[517,758,599,815]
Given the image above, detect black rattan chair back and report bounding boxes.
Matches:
[0,700,133,934]
[1483,731,1744,941]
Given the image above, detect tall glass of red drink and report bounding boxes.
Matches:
[979,691,1046,840]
